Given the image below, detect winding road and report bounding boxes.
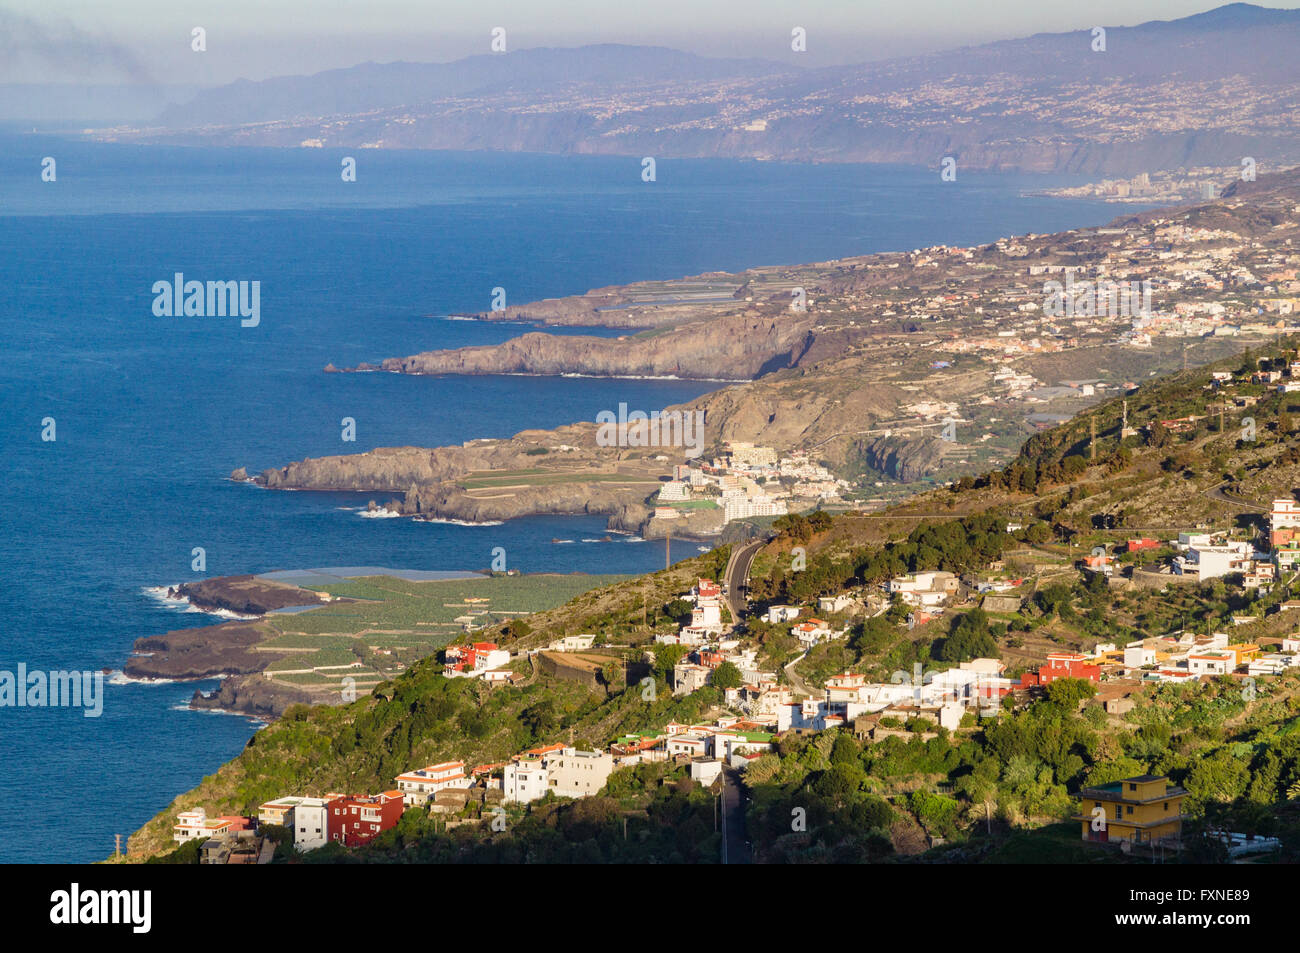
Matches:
[724,539,765,622]
[1204,481,1267,513]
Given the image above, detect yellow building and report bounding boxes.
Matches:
[1075,774,1187,846]
[1225,643,1260,667]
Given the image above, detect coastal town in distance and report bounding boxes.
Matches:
[8,0,1300,933]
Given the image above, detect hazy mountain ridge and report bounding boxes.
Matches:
[99,4,1300,175]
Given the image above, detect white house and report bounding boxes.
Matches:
[502,755,550,804]
[173,808,248,845]
[173,810,212,844]
[1176,542,1254,579]
[394,761,472,806]
[292,798,330,852]
[1188,651,1235,676]
[547,634,596,652]
[547,749,615,799]
[1248,656,1290,677]
[690,759,723,787]
[673,662,712,696]
[763,605,801,623]
[792,618,832,647]
[817,594,854,614]
[1124,645,1157,669]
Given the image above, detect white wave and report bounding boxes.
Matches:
[109,669,194,687]
[552,539,575,544]
[358,507,402,519]
[140,585,258,620]
[171,703,267,727]
[416,517,505,527]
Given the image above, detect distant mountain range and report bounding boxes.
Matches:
[94,4,1300,175]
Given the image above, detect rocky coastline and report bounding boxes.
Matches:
[189,675,318,720]
[336,312,818,382]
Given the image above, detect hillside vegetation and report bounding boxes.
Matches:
[127,339,1300,863]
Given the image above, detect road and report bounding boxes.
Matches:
[719,766,751,864]
[724,539,765,622]
[1204,481,1266,513]
[783,649,813,697]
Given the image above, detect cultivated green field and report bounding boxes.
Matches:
[249,573,628,683]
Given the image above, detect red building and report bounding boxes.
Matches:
[1020,652,1101,689]
[326,791,405,847]
[698,649,724,669]
[443,641,502,674]
[1126,538,1160,553]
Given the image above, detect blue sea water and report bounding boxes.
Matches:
[0,135,1129,862]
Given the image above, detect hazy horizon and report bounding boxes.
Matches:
[4,0,1298,89]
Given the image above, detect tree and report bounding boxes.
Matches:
[662,599,693,625]
[939,608,998,663]
[1044,677,1097,710]
[1185,748,1250,806]
[712,661,742,691]
[653,644,689,682]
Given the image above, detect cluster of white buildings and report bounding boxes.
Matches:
[1139,497,1300,584]
[779,660,1013,732]
[886,570,962,608]
[652,441,852,528]
[1087,632,1294,684]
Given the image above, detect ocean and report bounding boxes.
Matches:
[0,135,1126,862]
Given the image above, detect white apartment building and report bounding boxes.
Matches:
[692,600,722,628]
[723,496,788,523]
[1274,499,1300,528]
[658,481,691,501]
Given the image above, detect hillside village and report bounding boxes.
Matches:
[175,416,1300,863]
[135,187,1300,866]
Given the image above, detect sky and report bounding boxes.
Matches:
[3,0,1298,86]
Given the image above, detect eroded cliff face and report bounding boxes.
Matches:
[346,313,818,381]
[401,480,651,523]
[853,434,949,482]
[250,424,603,492]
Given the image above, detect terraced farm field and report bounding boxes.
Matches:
[252,572,630,692]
